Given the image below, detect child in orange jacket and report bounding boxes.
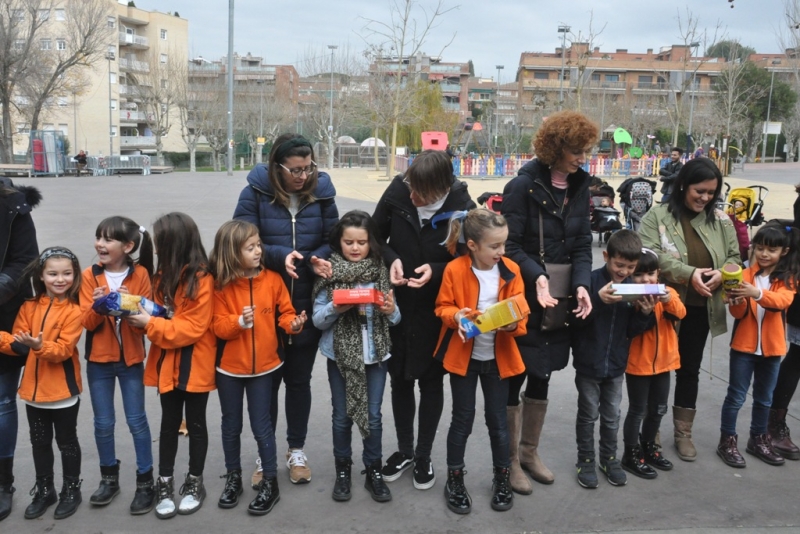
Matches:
[719,224,799,469]
[0,247,84,520]
[210,220,305,515]
[434,209,527,515]
[79,216,156,513]
[621,249,686,480]
[127,213,216,519]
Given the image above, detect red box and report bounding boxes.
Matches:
[333,289,385,306]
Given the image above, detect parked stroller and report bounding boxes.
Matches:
[617,177,656,231]
[476,191,503,214]
[726,185,768,231]
[589,181,622,246]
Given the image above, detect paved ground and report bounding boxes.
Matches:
[3,162,800,533]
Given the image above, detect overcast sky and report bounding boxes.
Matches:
[138,0,787,81]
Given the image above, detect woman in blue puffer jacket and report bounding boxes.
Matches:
[233,134,339,488]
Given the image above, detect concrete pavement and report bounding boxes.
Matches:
[2,162,800,533]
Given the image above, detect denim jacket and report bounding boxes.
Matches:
[313,282,401,364]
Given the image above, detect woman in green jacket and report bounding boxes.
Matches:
[639,158,740,462]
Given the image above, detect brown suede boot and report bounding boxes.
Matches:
[506,405,532,495]
[769,408,800,460]
[519,396,554,484]
[673,406,697,462]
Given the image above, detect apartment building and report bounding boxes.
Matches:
[13,0,188,157]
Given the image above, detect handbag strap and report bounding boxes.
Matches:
[538,210,546,265]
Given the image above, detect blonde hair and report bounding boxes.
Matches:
[210,220,261,289]
[442,208,507,256]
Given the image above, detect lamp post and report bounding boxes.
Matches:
[327,44,337,170]
[226,0,234,176]
[685,41,700,155]
[72,90,78,153]
[256,79,265,164]
[495,65,503,153]
[762,60,781,163]
[557,25,570,110]
[106,51,115,157]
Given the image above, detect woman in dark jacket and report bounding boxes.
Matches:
[0,179,41,521]
[501,111,598,494]
[372,150,475,489]
[233,134,339,487]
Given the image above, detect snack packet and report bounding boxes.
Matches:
[92,292,167,317]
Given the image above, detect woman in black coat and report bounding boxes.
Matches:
[372,150,475,488]
[0,180,40,521]
[501,111,599,494]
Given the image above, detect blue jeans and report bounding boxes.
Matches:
[87,361,152,473]
[446,359,510,469]
[216,371,277,477]
[575,373,624,461]
[0,369,21,459]
[721,350,782,436]
[327,358,387,467]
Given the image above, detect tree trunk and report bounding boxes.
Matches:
[189,146,196,172]
[373,126,379,171]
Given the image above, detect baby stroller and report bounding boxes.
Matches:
[589,182,622,246]
[726,185,768,231]
[617,177,656,232]
[476,191,503,214]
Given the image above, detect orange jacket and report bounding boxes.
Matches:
[143,273,216,393]
[0,297,83,403]
[434,256,527,379]
[729,267,795,357]
[626,287,686,376]
[213,269,300,375]
[80,263,151,366]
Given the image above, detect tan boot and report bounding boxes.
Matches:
[506,404,532,495]
[519,396,554,484]
[673,406,697,462]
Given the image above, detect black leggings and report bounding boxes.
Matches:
[772,343,800,411]
[27,400,81,479]
[390,363,444,460]
[158,390,209,478]
[507,374,550,405]
[623,373,670,445]
[674,305,710,409]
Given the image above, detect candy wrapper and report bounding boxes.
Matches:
[92,292,167,317]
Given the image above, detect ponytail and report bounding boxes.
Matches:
[441,208,506,257]
[138,229,154,278]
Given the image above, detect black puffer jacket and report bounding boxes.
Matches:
[787,195,800,328]
[502,159,593,378]
[372,174,475,380]
[0,183,41,373]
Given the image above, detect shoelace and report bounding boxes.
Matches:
[179,478,200,497]
[157,479,172,500]
[288,450,308,467]
[221,472,240,491]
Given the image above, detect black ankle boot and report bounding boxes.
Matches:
[641,438,673,471]
[444,467,471,514]
[24,475,57,520]
[332,457,352,502]
[491,466,514,512]
[90,460,120,506]
[0,457,14,521]
[218,469,243,509]
[248,476,280,515]
[621,445,658,479]
[363,461,391,502]
[54,476,82,520]
[130,469,156,515]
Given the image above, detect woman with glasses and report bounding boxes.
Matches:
[372,150,475,491]
[233,133,339,489]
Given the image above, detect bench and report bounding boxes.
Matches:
[0,163,32,178]
[731,157,746,174]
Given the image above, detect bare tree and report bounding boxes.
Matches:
[361,0,457,176]
[564,12,607,112]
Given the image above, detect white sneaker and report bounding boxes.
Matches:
[177,474,206,515]
[286,449,311,484]
[155,476,177,519]
[251,457,263,490]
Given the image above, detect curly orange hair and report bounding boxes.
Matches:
[533,111,600,166]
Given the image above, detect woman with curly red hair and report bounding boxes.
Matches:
[501,111,599,494]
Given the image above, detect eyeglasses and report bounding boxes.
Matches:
[279,162,317,178]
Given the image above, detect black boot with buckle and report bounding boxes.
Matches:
[90,460,120,506]
[130,469,156,515]
[54,476,82,520]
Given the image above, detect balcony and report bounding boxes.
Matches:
[633,82,670,93]
[118,32,149,48]
[585,80,627,91]
[119,110,148,122]
[439,82,461,94]
[119,58,149,73]
[120,135,155,147]
[118,85,140,97]
[522,78,565,90]
[442,102,461,112]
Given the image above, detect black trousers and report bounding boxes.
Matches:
[389,361,445,460]
[27,400,81,479]
[158,389,209,478]
[623,373,670,445]
[507,373,550,404]
[674,305,710,409]
[772,343,800,411]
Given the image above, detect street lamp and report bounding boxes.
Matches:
[106,51,115,157]
[327,44,338,170]
[762,60,782,163]
[226,0,234,176]
[557,25,570,110]
[495,65,503,153]
[685,41,700,155]
[256,79,265,164]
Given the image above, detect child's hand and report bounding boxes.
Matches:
[378,290,396,315]
[333,303,353,314]
[728,281,760,300]
[117,285,129,295]
[242,305,255,327]
[125,303,152,329]
[599,282,622,304]
[496,321,519,333]
[291,311,307,332]
[637,295,656,315]
[92,285,108,301]
[454,307,473,342]
[659,290,671,304]
[13,331,43,350]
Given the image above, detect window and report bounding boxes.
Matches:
[59,124,68,136]
[17,124,30,135]
[13,40,24,51]
[55,9,65,21]
[107,16,116,29]
[160,103,168,113]
[161,79,167,89]
[12,10,24,22]
[56,39,66,51]
[107,44,115,56]
[591,73,601,81]
[110,99,117,110]
[605,74,619,82]
[40,38,51,51]
[533,72,549,80]
[160,29,168,40]
[637,75,653,88]
[57,97,68,107]
[160,54,167,64]
[111,126,117,137]
[38,9,49,22]
[110,72,117,84]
